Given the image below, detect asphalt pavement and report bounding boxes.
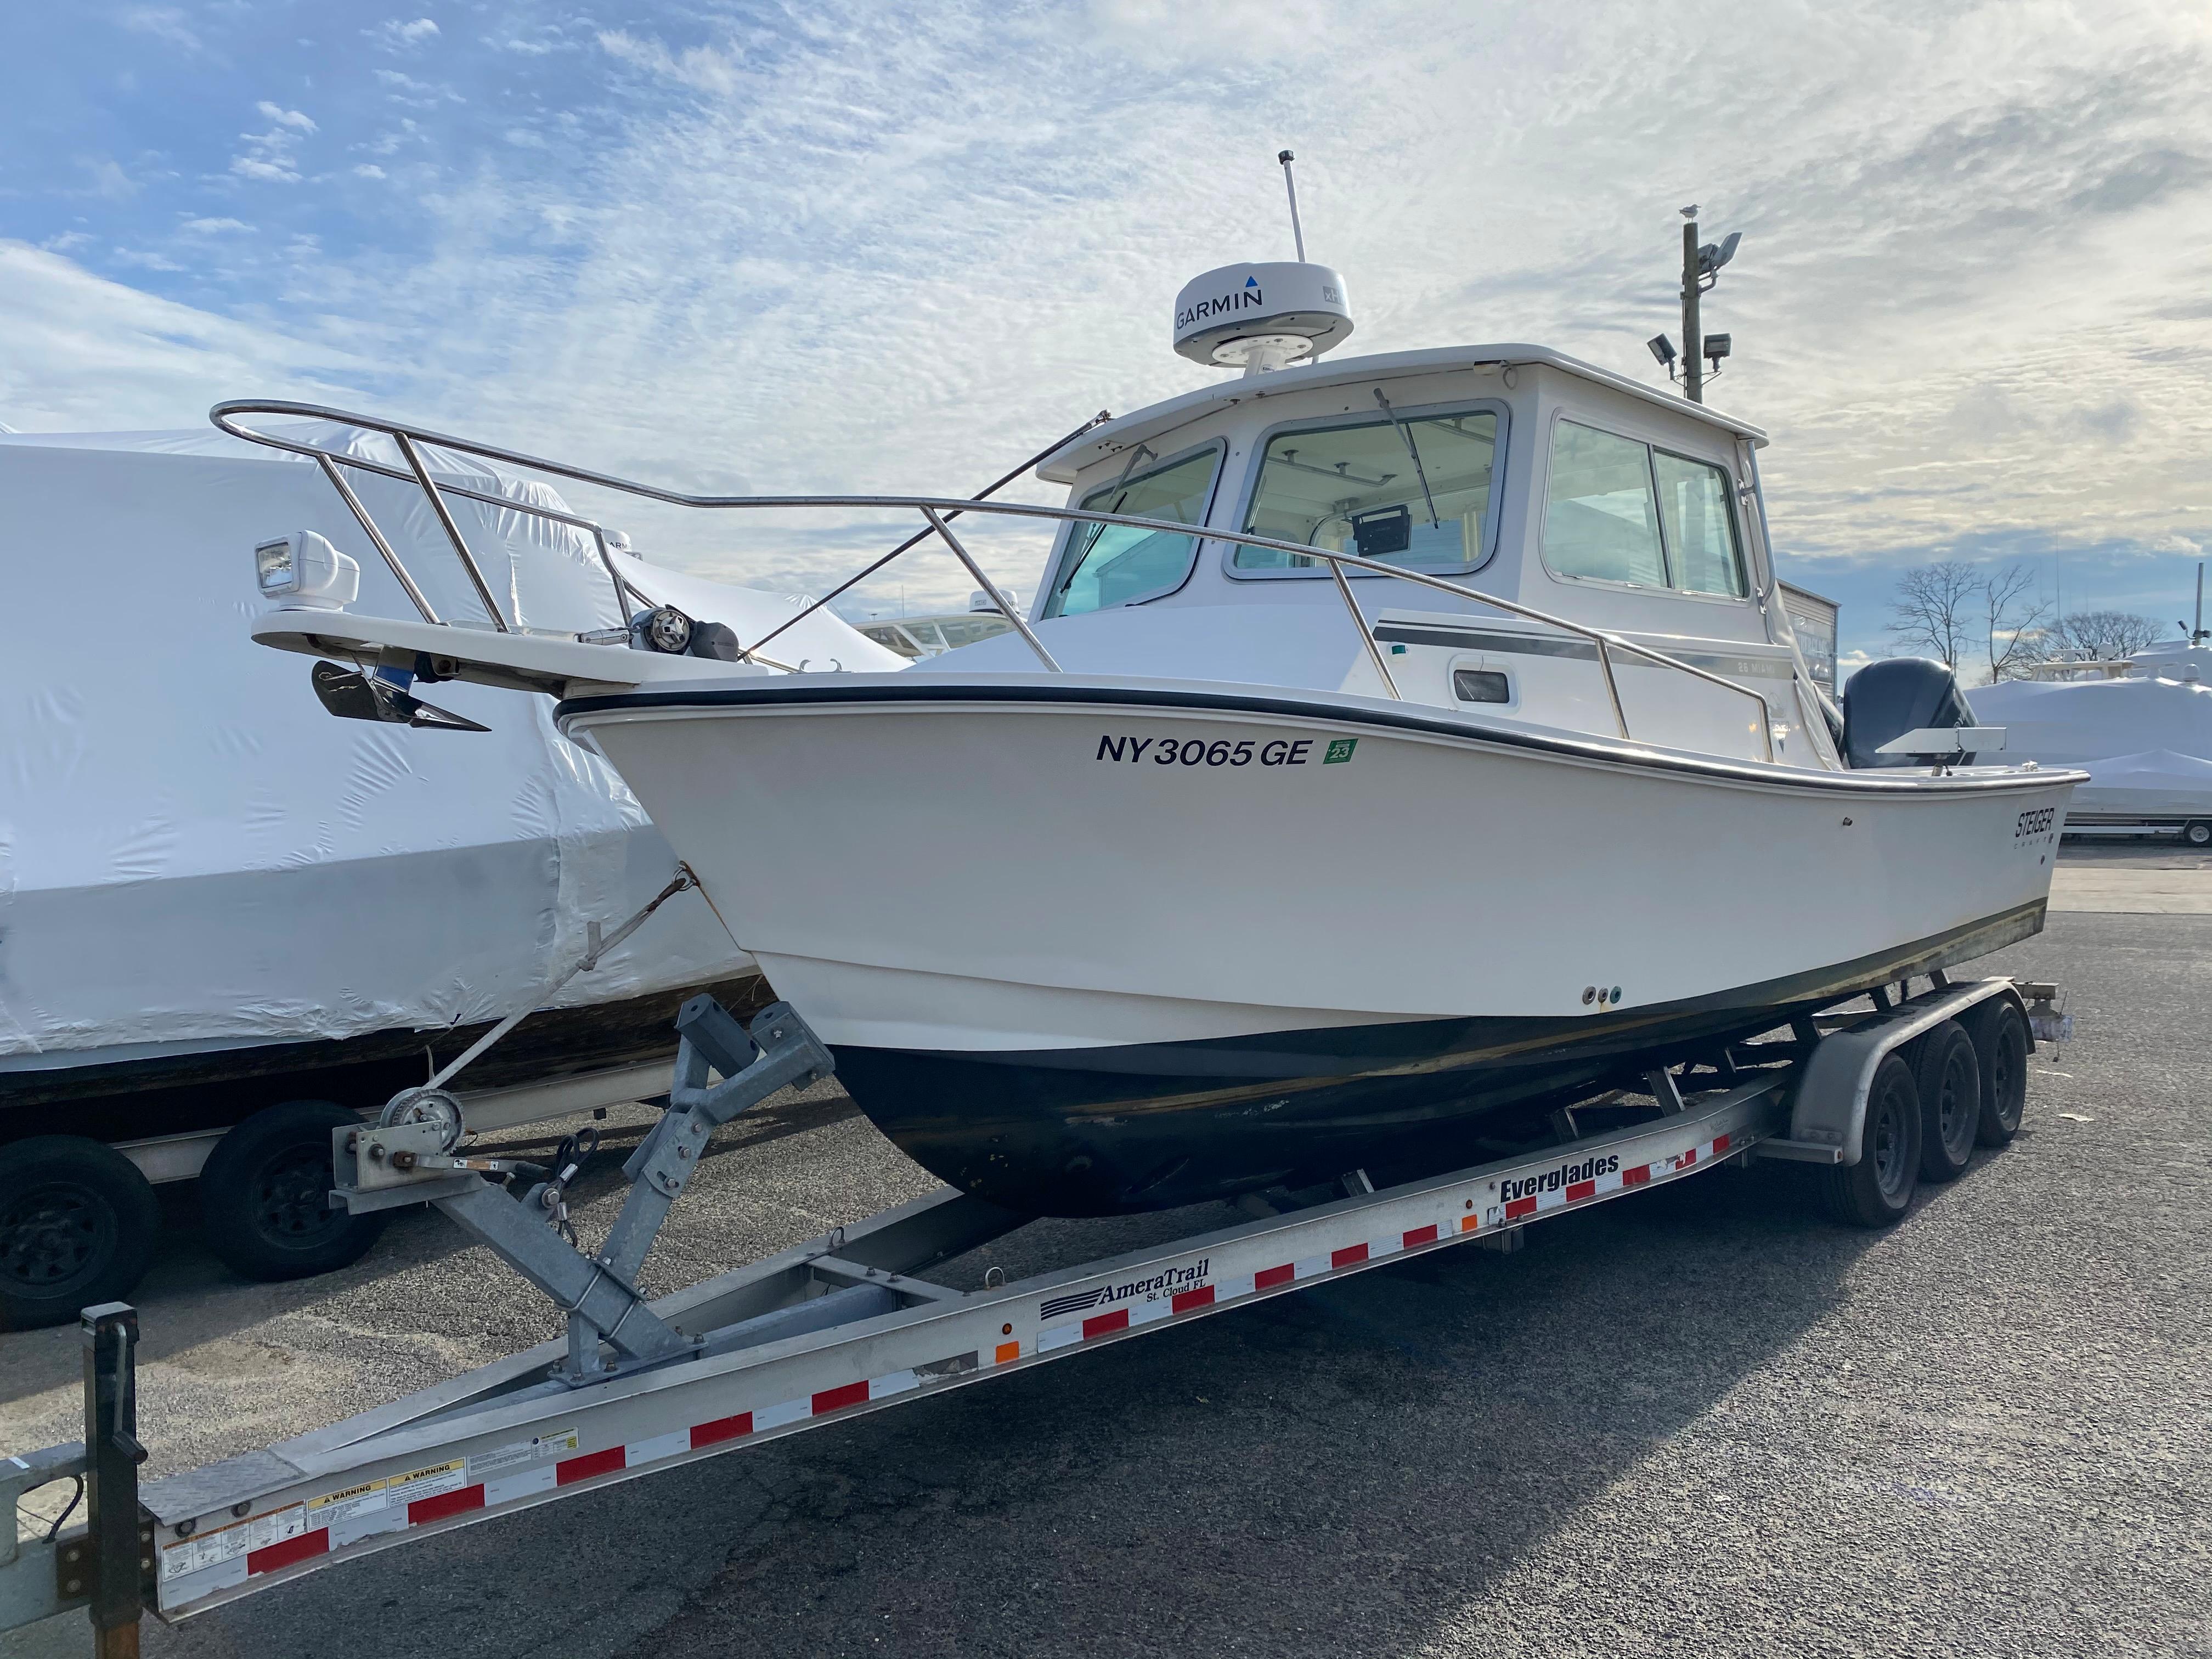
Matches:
[2,871,2206,1657]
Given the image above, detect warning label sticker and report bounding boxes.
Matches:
[469,1425,579,1481]
[157,1503,308,1582]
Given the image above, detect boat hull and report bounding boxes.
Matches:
[559,676,2079,1214]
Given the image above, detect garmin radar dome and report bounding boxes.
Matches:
[1172,262,1354,375]
[1173,151,1352,375]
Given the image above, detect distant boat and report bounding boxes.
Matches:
[855,594,1020,659]
[1973,641,2212,843]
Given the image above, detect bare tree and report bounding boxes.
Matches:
[2048,609,2164,661]
[1887,562,1980,670]
[1983,562,2052,680]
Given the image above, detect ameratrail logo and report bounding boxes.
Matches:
[1176,276,1264,331]
[1498,1154,1620,1205]
[1039,1259,1210,1323]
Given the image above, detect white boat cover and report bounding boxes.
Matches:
[2069,749,2212,820]
[0,425,899,1066]
[1972,671,2212,821]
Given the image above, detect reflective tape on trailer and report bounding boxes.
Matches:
[154,1113,1751,1618]
[158,1370,933,1613]
[1020,1130,1740,1359]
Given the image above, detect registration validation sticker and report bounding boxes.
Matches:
[1323,738,1358,764]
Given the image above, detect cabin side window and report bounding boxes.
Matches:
[1235,408,1498,573]
[1542,419,1747,599]
[1042,445,1223,619]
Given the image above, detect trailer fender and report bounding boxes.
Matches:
[1765,978,2028,1166]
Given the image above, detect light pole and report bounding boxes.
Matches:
[1681,208,1705,404]
[1655,206,1741,405]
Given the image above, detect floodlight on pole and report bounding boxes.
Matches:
[1676,208,1743,405]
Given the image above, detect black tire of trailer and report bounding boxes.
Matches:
[0,1137,162,1330]
[2183,820,2211,848]
[1911,1021,1981,1183]
[1819,1052,1922,1228]
[198,1101,388,1283]
[1961,998,2029,1148]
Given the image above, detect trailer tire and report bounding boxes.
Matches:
[0,1137,162,1329]
[1911,1022,1980,1183]
[1963,999,2029,1148]
[199,1102,387,1283]
[2183,820,2211,848]
[1819,1053,1921,1228]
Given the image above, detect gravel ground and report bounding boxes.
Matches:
[3,907,2207,1658]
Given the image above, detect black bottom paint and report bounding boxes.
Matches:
[832,905,2046,1216]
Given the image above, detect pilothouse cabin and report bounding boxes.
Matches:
[924,345,1837,770]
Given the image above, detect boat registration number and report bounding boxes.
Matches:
[1094,735,1357,768]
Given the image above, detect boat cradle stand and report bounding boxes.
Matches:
[0,976,2060,1651]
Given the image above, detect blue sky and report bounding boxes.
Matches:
[3,2,2209,668]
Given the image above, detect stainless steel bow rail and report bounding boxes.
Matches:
[212,400,1782,761]
[0,976,2059,1647]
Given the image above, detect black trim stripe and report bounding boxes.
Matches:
[557,678,2078,798]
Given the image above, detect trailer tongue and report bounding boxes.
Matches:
[0,977,2058,1651]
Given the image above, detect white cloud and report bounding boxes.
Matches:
[353,164,388,180]
[255,103,318,134]
[232,104,318,183]
[109,248,184,272]
[366,18,440,52]
[82,159,138,201]
[0,242,374,431]
[179,216,252,234]
[596,30,742,95]
[230,156,300,183]
[119,6,200,52]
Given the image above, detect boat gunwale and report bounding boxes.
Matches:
[555,676,2088,800]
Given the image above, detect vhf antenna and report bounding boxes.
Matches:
[1278,149,1307,263]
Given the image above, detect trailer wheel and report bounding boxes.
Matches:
[2183,820,2211,848]
[1819,1052,1921,1228]
[1962,998,2029,1148]
[1911,1022,1981,1183]
[199,1101,387,1283]
[0,1137,162,1329]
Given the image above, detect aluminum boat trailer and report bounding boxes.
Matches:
[0,974,2066,1652]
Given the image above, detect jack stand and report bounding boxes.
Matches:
[83,1304,149,1658]
[332,997,833,1383]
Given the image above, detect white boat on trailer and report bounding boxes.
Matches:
[224,245,2079,1220]
[0,182,2094,1659]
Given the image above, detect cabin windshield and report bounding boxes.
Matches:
[1043,446,1221,618]
[1237,409,1497,573]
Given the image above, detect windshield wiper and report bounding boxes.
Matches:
[1373,388,1441,529]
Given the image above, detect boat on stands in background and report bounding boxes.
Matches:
[0,422,899,1323]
